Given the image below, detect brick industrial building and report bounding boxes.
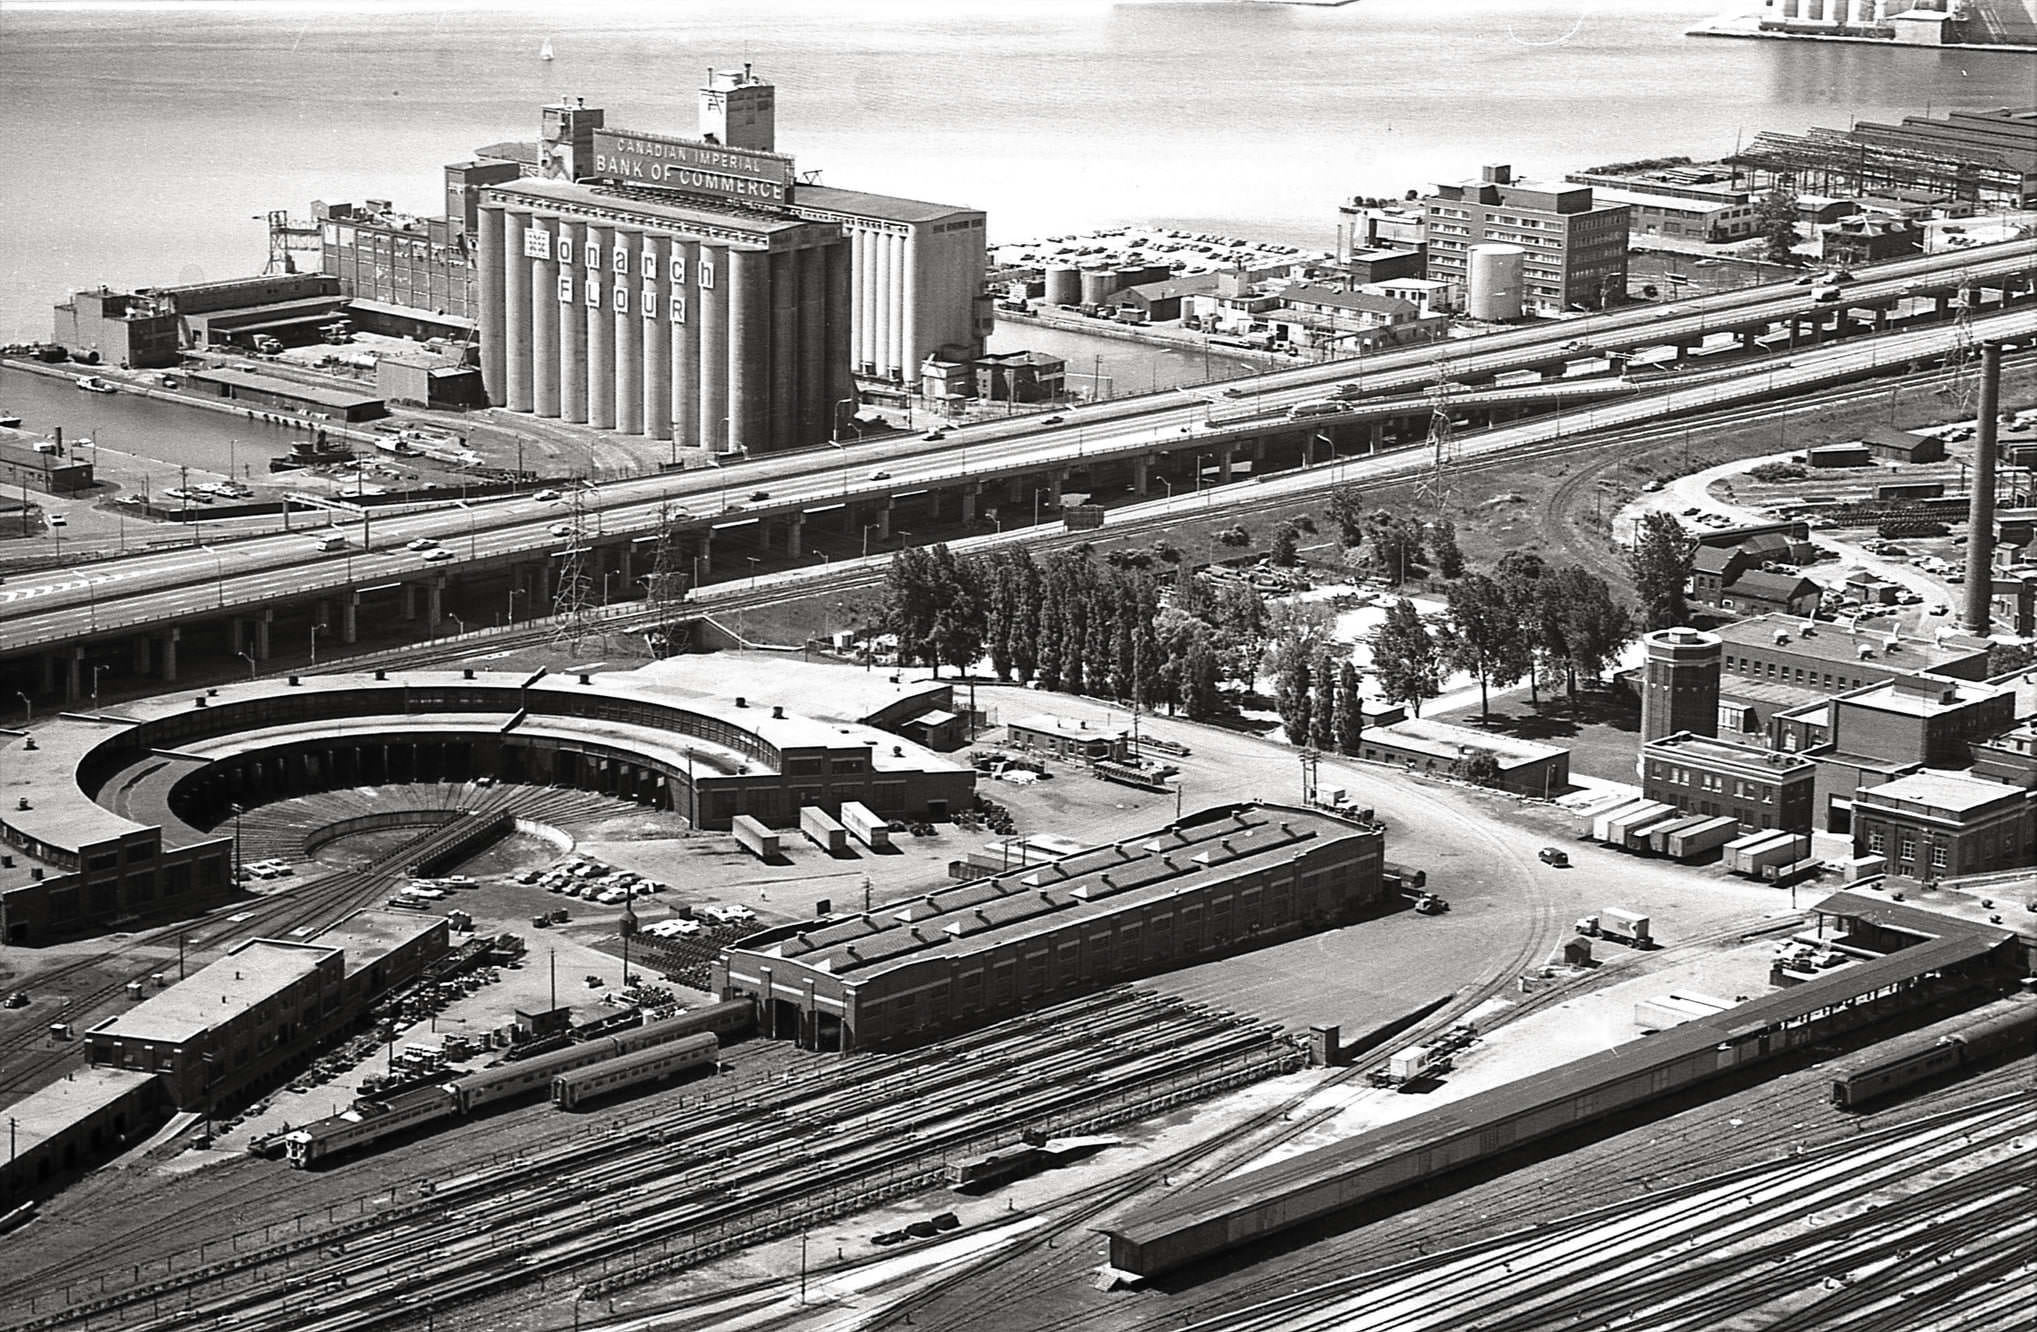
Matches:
[712,803,1384,1051]
[1641,731,1817,834]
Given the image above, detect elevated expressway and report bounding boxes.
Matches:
[3,242,2033,699]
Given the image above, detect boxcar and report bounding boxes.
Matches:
[551,1034,718,1110]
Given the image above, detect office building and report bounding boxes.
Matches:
[50,287,179,368]
[1852,771,2034,880]
[713,803,1383,1051]
[1642,731,1817,833]
[1422,165,1629,315]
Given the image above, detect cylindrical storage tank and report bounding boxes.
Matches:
[1045,266,1081,305]
[1783,0,1801,16]
[1465,243,1526,322]
[1080,268,1117,307]
[1114,266,1146,293]
[1142,262,1174,285]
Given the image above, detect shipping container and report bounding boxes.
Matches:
[1600,908,1652,947]
[1642,814,1710,855]
[732,814,781,861]
[799,805,848,855]
[1666,815,1741,861]
[1588,799,1655,843]
[1622,811,1687,853]
[1723,829,1803,876]
[840,801,892,851]
[1602,802,1674,848]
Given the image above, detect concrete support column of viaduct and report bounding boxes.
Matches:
[560,219,589,425]
[340,593,358,645]
[253,610,272,662]
[586,224,616,431]
[158,628,179,683]
[616,228,644,436]
[698,243,729,452]
[728,247,770,457]
[478,207,507,406]
[785,513,804,558]
[643,234,672,444]
[502,209,533,412]
[530,215,560,418]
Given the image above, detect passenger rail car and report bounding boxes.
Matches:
[285,1086,458,1168]
[551,1033,718,1109]
[283,1003,752,1166]
[1829,995,2037,1109]
[1105,930,2012,1277]
[610,999,754,1056]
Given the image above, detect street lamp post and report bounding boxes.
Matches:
[14,693,29,726]
[448,612,464,637]
[89,665,106,702]
[745,555,760,590]
[237,652,257,682]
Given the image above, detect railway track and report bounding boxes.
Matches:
[1153,1094,2036,1332]
[0,989,1303,1331]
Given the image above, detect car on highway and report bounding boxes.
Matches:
[922,428,947,441]
[1041,414,1065,425]
[869,470,892,480]
[549,523,572,536]
[532,489,561,502]
[422,547,453,562]
[749,490,771,502]
[405,537,438,551]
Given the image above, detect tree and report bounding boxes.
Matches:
[1326,484,1367,547]
[1371,598,1441,717]
[1309,650,1339,752]
[1274,652,1313,745]
[1363,510,1424,585]
[1496,551,1557,706]
[1552,566,1636,700]
[1629,512,1695,630]
[1270,521,1301,568]
[1182,639,1222,720]
[1429,518,1464,580]
[882,546,940,667]
[1217,524,1253,549]
[1757,186,1802,267]
[1453,749,1500,786]
[924,546,986,676]
[1333,659,1363,754]
[1441,572,1531,719]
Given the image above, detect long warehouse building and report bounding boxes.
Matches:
[713,802,1385,1052]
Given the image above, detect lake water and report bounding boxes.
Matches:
[1,0,2021,345]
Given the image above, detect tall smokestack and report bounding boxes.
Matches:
[1962,342,2004,634]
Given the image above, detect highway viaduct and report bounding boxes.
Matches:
[2,243,2032,704]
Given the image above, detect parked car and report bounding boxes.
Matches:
[1538,847,1570,867]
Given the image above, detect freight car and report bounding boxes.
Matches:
[551,1033,718,1110]
[1828,995,2037,1109]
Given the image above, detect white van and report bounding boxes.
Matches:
[313,533,348,552]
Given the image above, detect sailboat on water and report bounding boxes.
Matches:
[539,38,554,62]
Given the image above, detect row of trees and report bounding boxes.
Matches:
[884,544,1273,720]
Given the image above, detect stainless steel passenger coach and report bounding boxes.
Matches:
[552,1033,718,1110]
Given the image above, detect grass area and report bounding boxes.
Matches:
[1430,684,1643,785]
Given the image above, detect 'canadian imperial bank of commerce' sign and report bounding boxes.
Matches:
[589,129,795,207]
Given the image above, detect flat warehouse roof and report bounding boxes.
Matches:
[0,1068,157,1154]
[192,368,386,411]
[792,185,979,225]
[316,909,443,978]
[89,940,335,1046]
